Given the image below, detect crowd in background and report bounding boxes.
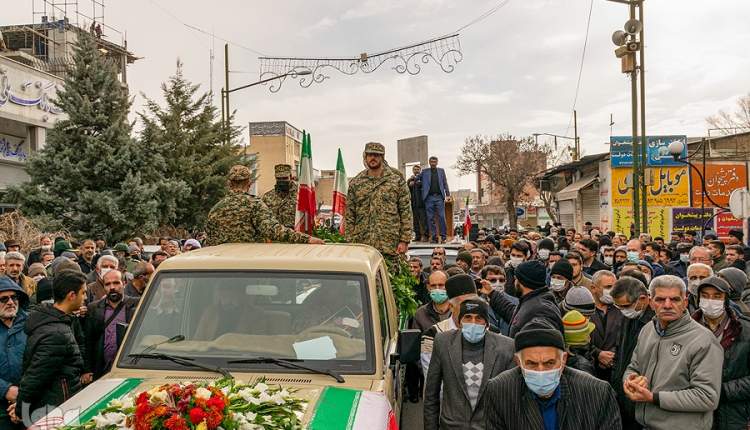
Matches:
[0,234,205,429]
[408,223,750,429]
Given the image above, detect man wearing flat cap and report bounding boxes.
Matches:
[205,165,323,245]
[485,318,621,429]
[424,297,515,429]
[346,142,412,266]
[262,164,298,229]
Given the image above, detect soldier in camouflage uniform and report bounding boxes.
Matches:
[205,165,323,246]
[346,142,413,265]
[262,164,298,229]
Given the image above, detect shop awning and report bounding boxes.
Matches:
[556,175,598,201]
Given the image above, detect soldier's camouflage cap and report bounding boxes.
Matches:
[228,164,252,181]
[274,164,292,178]
[364,142,385,155]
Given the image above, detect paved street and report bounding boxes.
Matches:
[401,399,424,428]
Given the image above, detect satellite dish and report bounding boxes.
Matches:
[612,30,628,46]
[624,19,643,34]
[729,189,750,219]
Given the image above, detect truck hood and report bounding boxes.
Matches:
[31,375,396,430]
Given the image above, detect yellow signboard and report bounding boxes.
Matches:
[612,207,670,238]
[611,166,690,208]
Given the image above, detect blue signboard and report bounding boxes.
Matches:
[516,207,526,217]
[610,135,687,167]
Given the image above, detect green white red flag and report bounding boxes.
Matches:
[295,131,317,234]
[332,148,348,233]
[463,196,472,238]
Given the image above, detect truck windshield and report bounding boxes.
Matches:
[118,271,374,373]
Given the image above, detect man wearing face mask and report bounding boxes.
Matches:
[692,276,750,429]
[623,275,722,430]
[424,298,515,429]
[86,255,119,303]
[609,274,654,430]
[686,263,713,314]
[480,265,518,335]
[262,164,298,229]
[625,239,643,263]
[485,318,621,429]
[84,270,138,379]
[587,270,623,382]
[548,259,575,304]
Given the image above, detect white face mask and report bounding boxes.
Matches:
[601,287,614,304]
[688,279,703,295]
[700,298,725,319]
[679,254,690,263]
[550,278,567,292]
[510,256,523,268]
[538,249,550,260]
[603,256,613,266]
[620,307,644,319]
[99,268,113,279]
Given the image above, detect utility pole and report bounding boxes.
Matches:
[573,109,580,161]
[629,0,641,235]
[638,0,648,234]
[223,43,230,145]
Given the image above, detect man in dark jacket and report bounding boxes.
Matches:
[407,164,428,242]
[0,277,28,430]
[587,270,624,382]
[488,260,563,337]
[610,274,654,430]
[576,238,609,276]
[485,318,621,429]
[85,270,138,379]
[424,299,515,429]
[692,276,750,430]
[12,270,87,425]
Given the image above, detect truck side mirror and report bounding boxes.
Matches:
[116,322,129,346]
[397,329,421,364]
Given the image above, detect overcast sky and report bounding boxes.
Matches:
[5,0,750,190]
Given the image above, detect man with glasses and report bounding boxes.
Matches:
[480,265,518,335]
[623,275,722,430]
[0,277,28,430]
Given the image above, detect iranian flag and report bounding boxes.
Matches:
[295,131,317,234]
[308,386,398,430]
[332,148,348,234]
[463,196,472,238]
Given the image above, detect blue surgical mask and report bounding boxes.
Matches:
[461,323,486,343]
[626,251,640,262]
[522,366,562,397]
[429,289,448,304]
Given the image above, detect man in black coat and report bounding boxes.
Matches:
[485,318,621,429]
[12,270,87,425]
[576,239,609,276]
[487,260,563,337]
[407,164,428,242]
[85,270,138,379]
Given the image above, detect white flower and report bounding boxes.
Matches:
[258,392,272,403]
[121,397,135,409]
[270,393,285,405]
[149,389,169,404]
[221,387,230,396]
[253,383,269,393]
[93,412,127,428]
[195,387,212,400]
[279,389,289,398]
[244,412,257,421]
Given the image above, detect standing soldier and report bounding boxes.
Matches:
[205,165,323,246]
[346,142,412,266]
[262,164,298,229]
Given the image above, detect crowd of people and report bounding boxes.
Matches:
[407,224,750,430]
[0,234,206,429]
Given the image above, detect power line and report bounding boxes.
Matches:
[147,0,269,56]
[564,0,595,136]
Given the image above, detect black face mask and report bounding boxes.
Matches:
[107,291,123,303]
[276,180,291,192]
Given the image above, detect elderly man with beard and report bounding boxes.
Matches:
[77,239,97,275]
[84,270,138,379]
[0,277,28,430]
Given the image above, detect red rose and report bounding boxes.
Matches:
[189,407,207,425]
[135,402,151,419]
[206,397,225,412]
[206,409,223,429]
[164,414,189,430]
[137,392,149,405]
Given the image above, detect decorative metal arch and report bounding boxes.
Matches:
[258,34,463,92]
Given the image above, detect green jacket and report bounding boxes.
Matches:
[261,181,298,229]
[345,166,412,256]
[624,311,723,430]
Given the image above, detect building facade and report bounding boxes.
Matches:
[247,121,303,196]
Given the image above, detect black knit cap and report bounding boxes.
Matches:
[446,274,477,299]
[514,318,565,352]
[538,238,555,251]
[550,260,574,282]
[514,260,548,290]
[458,299,489,326]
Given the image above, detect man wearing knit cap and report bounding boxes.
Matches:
[455,251,472,273]
[562,310,595,375]
[485,260,563,338]
[549,259,574,303]
[420,274,478,377]
[561,286,596,317]
[485,318,621,429]
[424,298,514,429]
[717,267,750,315]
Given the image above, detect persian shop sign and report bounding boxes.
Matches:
[691,163,748,208]
[611,166,690,208]
[610,135,687,167]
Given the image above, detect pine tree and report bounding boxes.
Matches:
[7,33,187,241]
[138,61,244,231]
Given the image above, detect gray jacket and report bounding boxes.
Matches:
[423,329,515,430]
[624,311,724,430]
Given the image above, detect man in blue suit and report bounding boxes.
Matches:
[420,156,451,243]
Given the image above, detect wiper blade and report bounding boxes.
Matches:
[128,352,232,379]
[131,334,185,365]
[228,357,345,383]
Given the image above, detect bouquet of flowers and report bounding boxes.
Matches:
[62,379,307,430]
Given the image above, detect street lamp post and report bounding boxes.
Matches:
[668,139,730,236]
